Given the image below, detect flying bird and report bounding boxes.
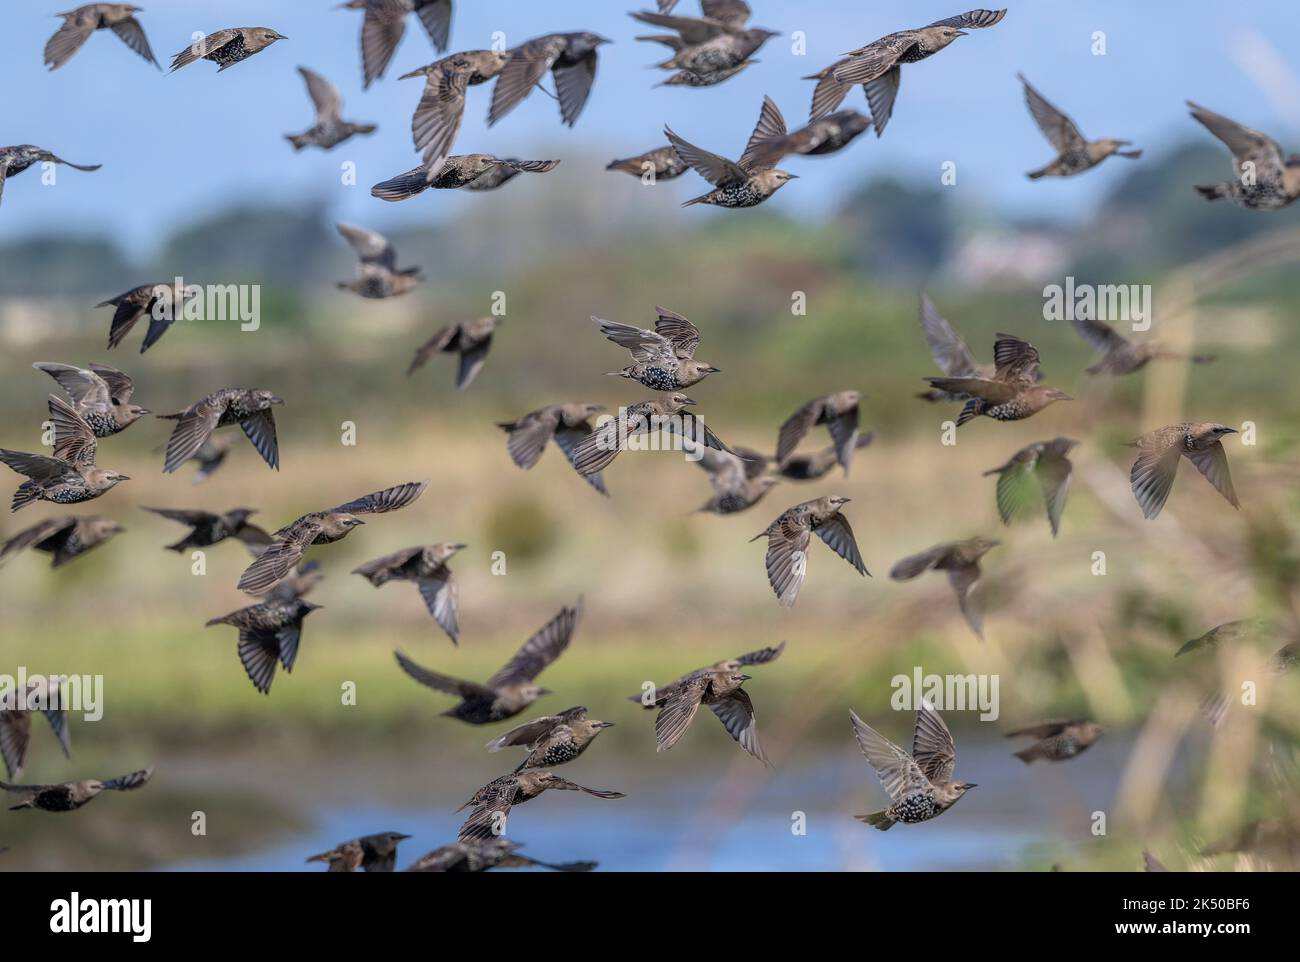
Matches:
[485,706,615,771]
[393,600,580,724]
[157,388,283,474]
[691,444,778,514]
[488,33,611,128]
[339,0,453,88]
[775,390,863,476]
[1005,719,1103,763]
[2,769,153,813]
[1176,619,1265,658]
[632,8,776,82]
[371,156,559,199]
[2,397,129,512]
[285,67,376,151]
[497,402,609,496]
[406,837,595,872]
[407,317,499,389]
[925,333,1070,425]
[771,434,873,482]
[44,4,158,71]
[594,307,720,390]
[0,515,123,569]
[1128,423,1239,520]
[914,293,1000,402]
[178,436,233,485]
[752,496,867,607]
[0,146,100,208]
[1019,73,1140,179]
[606,146,690,181]
[168,27,286,73]
[307,831,411,872]
[353,543,464,644]
[0,679,71,779]
[665,98,798,208]
[890,538,998,639]
[205,598,321,694]
[335,224,422,298]
[1188,101,1300,210]
[568,393,733,476]
[982,438,1077,536]
[33,362,149,438]
[401,50,510,177]
[236,482,428,594]
[1069,314,1215,375]
[141,506,271,555]
[456,770,624,841]
[98,282,193,353]
[748,109,873,166]
[850,702,976,829]
[262,560,325,606]
[659,61,759,88]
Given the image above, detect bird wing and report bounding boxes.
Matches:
[239,410,279,470]
[169,28,238,71]
[33,363,111,412]
[989,452,1039,526]
[359,0,409,86]
[487,601,581,687]
[237,521,321,594]
[992,333,1041,383]
[412,61,469,177]
[1130,442,1182,520]
[105,297,146,349]
[47,396,97,465]
[654,674,709,750]
[44,13,96,70]
[352,545,424,578]
[237,631,280,693]
[889,544,948,581]
[861,66,902,136]
[42,698,72,758]
[498,158,561,174]
[911,700,957,784]
[1004,719,1073,739]
[947,563,985,638]
[923,376,1015,404]
[815,512,869,575]
[162,397,221,473]
[275,619,304,673]
[1,517,74,565]
[1037,449,1074,536]
[710,689,769,765]
[850,710,931,802]
[417,569,459,643]
[337,223,398,272]
[569,415,622,476]
[1187,101,1285,181]
[919,293,979,377]
[631,12,729,44]
[0,450,78,482]
[502,408,560,468]
[672,413,733,456]
[775,397,822,463]
[552,51,600,127]
[87,363,135,404]
[593,316,676,364]
[141,506,218,526]
[764,515,812,607]
[807,61,852,121]
[456,336,492,389]
[0,713,31,780]
[488,35,565,126]
[485,716,563,752]
[928,9,1008,29]
[1070,314,1129,354]
[395,649,494,698]
[735,640,786,666]
[413,0,453,52]
[653,306,702,358]
[1185,441,1239,510]
[100,767,154,792]
[1019,74,1085,152]
[665,127,748,186]
[408,324,460,374]
[552,424,609,495]
[331,481,429,516]
[298,66,343,122]
[826,407,860,474]
[703,0,752,27]
[739,96,789,171]
[693,444,746,491]
[111,16,159,68]
[234,524,274,552]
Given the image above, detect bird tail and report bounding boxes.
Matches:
[1025,166,1049,180]
[605,158,643,174]
[1013,746,1041,764]
[95,295,125,308]
[285,134,309,152]
[955,400,982,426]
[1195,183,1226,201]
[681,194,710,208]
[857,810,896,831]
[10,483,41,512]
[1190,354,1216,364]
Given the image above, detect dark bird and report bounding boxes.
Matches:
[236,482,428,594]
[925,333,1071,425]
[827,9,1007,134]
[371,156,559,199]
[1176,619,1263,658]
[1188,101,1300,210]
[400,50,510,177]
[982,438,1077,536]
[632,8,776,81]
[0,679,71,779]
[306,831,411,872]
[658,60,758,88]
[488,33,611,128]
[168,27,286,73]
[335,223,422,298]
[1128,423,1239,520]
[850,702,976,829]
[568,393,733,477]
[352,543,464,644]
[205,598,322,694]
[914,293,999,402]
[33,362,148,438]
[98,282,193,353]
[407,317,499,389]
[692,444,778,514]
[891,538,998,638]
[2,397,129,512]
[775,390,863,477]
[158,388,282,474]
[606,145,690,181]
[339,0,453,88]
[456,770,624,841]
[631,642,784,711]
[406,837,595,873]
[263,560,325,605]
[665,99,798,208]
[1005,719,1103,763]
[1019,73,1140,178]
[1,767,153,812]
[752,496,867,607]
[286,67,376,151]
[45,4,158,71]
[394,600,580,724]
[594,307,720,390]
[141,506,271,555]
[0,515,123,569]
[182,436,233,485]
[1069,314,1215,375]
[748,109,873,166]
[0,146,100,208]
[486,706,615,772]
[772,434,873,482]
[497,402,609,496]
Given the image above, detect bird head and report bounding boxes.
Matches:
[295,600,324,619]
[339,514,366,530]
[520,684,551,702]
[952,781,978,795]
[1042,387,1073,402]
[105,471,130,486]
[828,495,852,509]
[465,153,501,175]
[228,508,258,523]
[575,33,613,54]
[121,404,151,426]
[250,389,283,409]
[254,28,288,46]
[667,393,697,410]
[582,403,607,418]
[1208,424,1239,437]
[764,169,799,189]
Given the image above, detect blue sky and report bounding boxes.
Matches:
[3,0,1298,254]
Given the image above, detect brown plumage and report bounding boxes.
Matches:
[45,4,158,71]
[488,33,611,128]
[306,831,411,872]
[914,292,998,402]
[1128,422,1239,520]
[1188,101,1300,210]
[142,506,270,555]
[339,0,454,88]
[2,767,152,812]
[0,146,100,209]
[889,538,999,639]
[34,362,149,438]
[752,496,868,607]
[285,66,377,151]
[168,27,286,73]
[632,8,775,82]
[0,515,122,569]
[925,333,1071,425]
[485,706,614,772]
[569,393,734,477]
[772,434,873,482]
[0,679,72,779]
[371,156,559,199]
[405,837,595,872]
[692,444,778,514]
[1070,313,1215,375]
[1020,73,1140,178]
[205,598,321,694]
[1005,719,1103,763]
[2,397,129,512]
[747,109,873,166]
[982,438,1077,536]
[606,145,689,181]
[400,50,510,177]
[456,770,624,841]
[98,282,193,353]
[775,390,863,476]
[157,388,282,474]
[407,317,498,388]
[666,97,798,208]
[352,543,464,643]
[497,402,609,496]
[594,307,720,391]
[335,224,422,298]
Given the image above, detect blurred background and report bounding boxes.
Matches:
[1,1,1299,871]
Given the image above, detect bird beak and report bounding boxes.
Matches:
[270,395,285,405]
[393,833,412,841]
[116,475,131,481]
[840,497,852,503]
[597,721,616,729]
[707,366,722,373]
[595,35,613,45]
[537,687,553,696]
[955,29,969,37]
[680,396,698,405]
[739,674,753,682]
[785,173,801,180]
[965,782,978,789]
[273,32,288,40]
[1222,427,1239,434]
[137,408,151,415]
[353,519,366,525]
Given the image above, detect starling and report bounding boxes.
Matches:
[914,293,1001,402]
[632,641,784,709]
[658,61,758,88]
[335,223,423,298]
[236,482,428,594]
[182,436,233,485]
[775,390,863,476]
[497,402,609,496]
[393,600,580,724]
[456,770,624,842]
[692,444,778,514]
[98,282,193,353]
[407,317,499,389]
[982,438,1077,537]
[656,0,752,23]
[352,543,464,644]
[1019,74,1140,179]
[205,598,322,694]
[1188,101,1300,210]
[665,98,798,208]
[773,434,874,482]
[850,702,976,829]
[488,33,611,128]
[306,831,411,872]
[1005,719,1103,763]
[925,333,1071,425]
[0,515,123,569]
[606,146,690,181]
[828,9,1007,134]
[568,393,733,477]
[486,706,615,772]
[0,679,71,779]
[1070,314,1215,375]
[340,0,452,88]
[44,4,158,71]
[752,496,867,607]
[1,767,152,812]
[370,156,559,200]
[285,67,377,151]
[157,388,283,474]
[631,9,776,80]
[2,396,129,512]
[263,560,325,605]
[889,538,998,639]
[594,307,720,391]
[749,110,873,166]
[400,50,510,178]
[1128,423,1239,520]
[406,837,595,873]
[141,506,271,555]
[0,146,100,208]
[1175,619,1262,657]
[168,27,286,73]
[33,362,148,438]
